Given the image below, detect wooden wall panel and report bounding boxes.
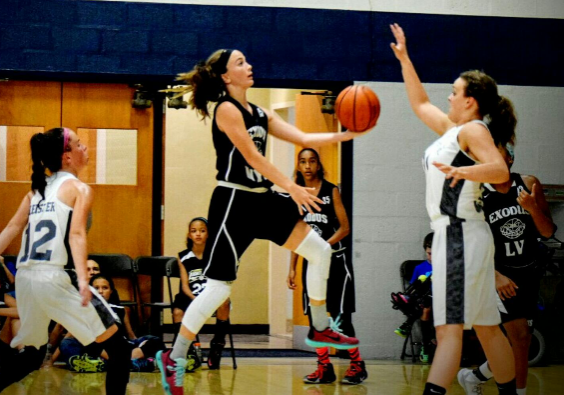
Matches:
[0,81,62,254]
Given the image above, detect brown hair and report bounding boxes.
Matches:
[30,128,69,200]
[460,70,517,147]
[165,50,231,119]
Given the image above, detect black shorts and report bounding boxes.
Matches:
[302,249,356,317]
[204,186,301,281]
[172,292,193,312]
[498,266,541,329]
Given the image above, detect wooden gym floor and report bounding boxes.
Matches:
[2,359,563,394]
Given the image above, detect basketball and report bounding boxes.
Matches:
[335,85,380,132]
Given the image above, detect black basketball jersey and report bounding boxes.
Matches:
[212,96,272,189]
[483,173,540,270]
[178,249,207,296]
[302,180,343,250]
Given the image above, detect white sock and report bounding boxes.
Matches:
[478,362,494,380]
[516,388,526,395]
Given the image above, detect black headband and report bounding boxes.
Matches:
[212,49,233,75]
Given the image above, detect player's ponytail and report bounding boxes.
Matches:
[487,95,517,147]
[30,132,47,199]
[166,49,232,119]
[30,128,66,199]
[460,70,517,147]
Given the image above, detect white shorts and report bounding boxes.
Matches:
[11,267,118,349]
[431,218,500,329]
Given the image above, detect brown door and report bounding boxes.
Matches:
[62,83,153,258]
[293,93,340,327]
[0,81,153,259]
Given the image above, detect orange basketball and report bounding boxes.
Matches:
[335,85,380,132]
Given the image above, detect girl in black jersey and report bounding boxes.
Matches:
[458,144,556,395]
[157,49,365,395]
[288,148,366,385]
[172,217,230,370]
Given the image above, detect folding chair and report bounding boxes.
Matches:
[398,260,425,362]
[135,256,177,338]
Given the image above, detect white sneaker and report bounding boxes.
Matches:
[457,368,485,394]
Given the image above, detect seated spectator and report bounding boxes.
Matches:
[1,256,20,357]
[172,217,231,370]
[394,232,435,363]
[54,274,165,372]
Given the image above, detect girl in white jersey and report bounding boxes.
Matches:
[0,128,131,394]
[157,49,365,395]
[391,24,518,395]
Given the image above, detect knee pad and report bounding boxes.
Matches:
[182,279,232,334]
[294,230,331,301]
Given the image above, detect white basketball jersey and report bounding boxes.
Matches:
[423,121,486,222]
[17,172,77,269]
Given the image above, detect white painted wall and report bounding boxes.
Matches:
[353,81,564,358]
[109,0,564,18]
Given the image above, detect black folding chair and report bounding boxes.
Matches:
[398,260,425,362]
[135,256,177,338]
[88,253,139,325]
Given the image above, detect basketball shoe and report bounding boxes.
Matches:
[156,349,187,395]
[303,361,336,384]
[457,368,485,395]
[306,327,359,350]
[69,354,106,373]
[341,361,368,385]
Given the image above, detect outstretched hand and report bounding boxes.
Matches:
[390,23,408,60]
[433,162,465,188]
[288,184,323,216]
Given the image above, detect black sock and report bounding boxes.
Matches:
[420,320,433,347]
[212,319,229,345]
[496,378,517,395]
[100,333,131,395]
[423,383,446,395]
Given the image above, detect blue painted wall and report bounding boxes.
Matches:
[0,0,562,86]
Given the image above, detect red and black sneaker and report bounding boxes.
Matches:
[341,360,368,385]
[303,362,336,384]
[306,327,359,350]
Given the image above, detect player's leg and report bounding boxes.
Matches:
[207,299,230,370]
[45,271,130,394]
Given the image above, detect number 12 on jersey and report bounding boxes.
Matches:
[20,219,57,263]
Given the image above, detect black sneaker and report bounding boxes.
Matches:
[341,360,368,385]
[303,362,336,384]
[207,340,225,370]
